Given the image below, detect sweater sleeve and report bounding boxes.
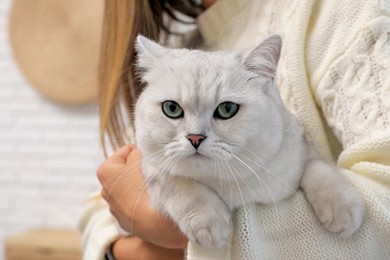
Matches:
[314,16,390,181]
[78,192,122,260]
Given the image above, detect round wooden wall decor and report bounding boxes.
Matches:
[9,0,104,105]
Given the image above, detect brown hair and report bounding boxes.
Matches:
[98,0,203,155]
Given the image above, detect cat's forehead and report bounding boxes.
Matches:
[141,48,259,109]
[156,49,246,92]
[145,55,253,109]
[162,49,242,70]
[158,51,244,91]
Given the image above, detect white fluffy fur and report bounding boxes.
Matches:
[134,35,365,248]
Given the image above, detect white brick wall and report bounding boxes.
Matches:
[0,1,104,258]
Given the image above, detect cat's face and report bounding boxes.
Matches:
[134,35,282,179]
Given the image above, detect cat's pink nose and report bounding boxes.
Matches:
[186,134,207,149]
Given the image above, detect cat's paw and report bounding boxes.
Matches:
[302,161,365,237]
[179,199,232,248]
[309,184,365,237]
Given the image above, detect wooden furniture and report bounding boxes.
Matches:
[5,228,82,260]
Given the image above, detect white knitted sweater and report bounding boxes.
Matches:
[79,0,390,259]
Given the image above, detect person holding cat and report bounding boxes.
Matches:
[79,0,390,259]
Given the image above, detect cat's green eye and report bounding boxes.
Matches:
[214,102,239,120]
[162,100,184,119]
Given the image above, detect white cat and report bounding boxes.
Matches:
[134,35,365,248]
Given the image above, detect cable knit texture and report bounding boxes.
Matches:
[79,0,390,259]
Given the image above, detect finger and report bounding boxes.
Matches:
[107,144,136,165]
[125,147,142,166]
[97,145,137,185]
[112,236,185,260]
[97,160,126,185]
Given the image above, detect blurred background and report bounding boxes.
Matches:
[0,0,105,259]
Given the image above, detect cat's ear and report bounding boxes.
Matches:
[135,35,166,68]
[243,35,282,79]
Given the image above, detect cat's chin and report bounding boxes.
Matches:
[188,152,209,160]
[171,152,214,178]
[184,153,211,167]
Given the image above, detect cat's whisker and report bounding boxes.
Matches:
[219,159,234,211]
[234,144,275,183]
[128,174,163,234]
[234,155,312,216]
[107,151,175,231]
[159,155,178,189]
[107,166,161,234]
[232,149,312,209]
[227,165,234,210]
[105,149,165,202]
[232,153,282,219]
[236,150,297,193]
[230,158,257,209]
[124,174,153,233]
[227,142,299,194]
[145,155,181,228]
[230,154,280,217]
[232,155,281,218]
[104,163,145,204]
[127,152,175,234]
[107,150,166,209]
[212,155,224,198]
[223,158,247,212]
[104,149,163,184]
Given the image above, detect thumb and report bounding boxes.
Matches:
[125,145,142,166]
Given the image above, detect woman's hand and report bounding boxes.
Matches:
[97,145,188,250]
[112,236,184,260]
